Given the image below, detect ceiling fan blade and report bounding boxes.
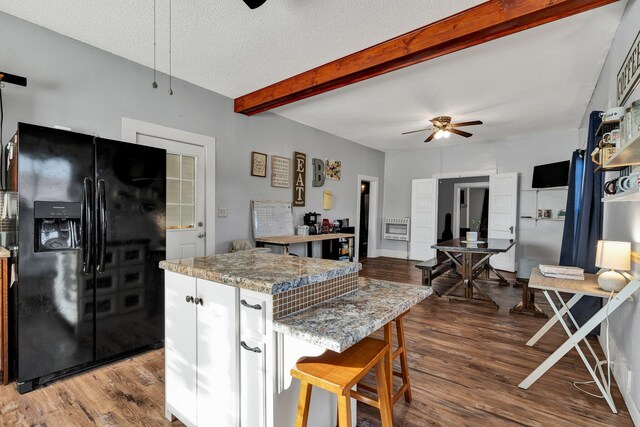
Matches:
[450,120,483,127]
[450,128,473,138]
[424,131,438,143]
[401,128,433,135]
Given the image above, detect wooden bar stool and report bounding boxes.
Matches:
[358,312,412,405]
[291,337,393,427]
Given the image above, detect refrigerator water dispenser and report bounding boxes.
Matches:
[34,201,82,252]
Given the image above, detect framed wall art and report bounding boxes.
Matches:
[251,151,267,177]
[271,155,291,188]
[326,159,341,181]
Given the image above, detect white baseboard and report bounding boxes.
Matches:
[598,333,640,424]
[380,249,409,259]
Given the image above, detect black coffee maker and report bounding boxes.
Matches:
[304,212,321,235]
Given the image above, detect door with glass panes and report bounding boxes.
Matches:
[136,134,206,259]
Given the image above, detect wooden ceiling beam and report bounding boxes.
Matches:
[234,0,618,116]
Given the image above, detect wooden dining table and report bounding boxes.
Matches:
[431,238,515,308]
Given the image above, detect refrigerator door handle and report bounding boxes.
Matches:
[97,179,107,273]
[82,177,93,275]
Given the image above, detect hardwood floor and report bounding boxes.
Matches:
[0,257,633,426]
[357,257,633,427]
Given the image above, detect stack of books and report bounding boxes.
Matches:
[539,265,584,280]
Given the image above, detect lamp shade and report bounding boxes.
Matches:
[595,240,631,271]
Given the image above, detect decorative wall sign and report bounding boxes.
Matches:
[251,151,267,177]
[293,152,306,207]
[325,159,341,181]
[617,29,640,105]
[323,190,333,210]
[312,158,325,187]
[271,155,291,188]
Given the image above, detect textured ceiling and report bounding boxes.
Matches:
[273,2,626,151]
[0,0,484,98]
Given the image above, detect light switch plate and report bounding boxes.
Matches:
[218,207,228,218]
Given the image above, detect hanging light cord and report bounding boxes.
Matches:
[168,0,173,95]
[152,0,157,88]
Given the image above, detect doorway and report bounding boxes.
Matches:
[359,181,370,258]
[122,118,215,259]
[355,174,379,262]
[453,182,490,239]
[437,176,489,242]
[410,172,518,272]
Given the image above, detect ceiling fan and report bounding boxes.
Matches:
[402,116,483,143]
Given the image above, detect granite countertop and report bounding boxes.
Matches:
[0,247,10,258]
[273,278,432,352]
[159,249,361,294]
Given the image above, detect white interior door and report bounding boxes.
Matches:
[410,178,438,261]
[488,173,518,272]
[136,134,206,259]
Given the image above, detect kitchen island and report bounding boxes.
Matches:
[160,249,431,427]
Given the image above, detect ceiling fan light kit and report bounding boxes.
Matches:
[402,116,483,143]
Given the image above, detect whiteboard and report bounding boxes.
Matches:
[251,200,294,238]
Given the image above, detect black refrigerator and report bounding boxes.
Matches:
[9,123,166,393]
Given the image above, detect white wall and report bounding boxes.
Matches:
[382,129,577,263]
[580,0,640,421]
[0,12,386,256]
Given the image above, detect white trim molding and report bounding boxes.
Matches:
[598,333,640,424]
[380,249,410,260]
[432,169,497,179]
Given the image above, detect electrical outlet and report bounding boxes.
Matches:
[218,207,228,218]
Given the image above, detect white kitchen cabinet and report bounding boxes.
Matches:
[164,272,198,426]
[197,278,239,426]
[240,339,266,427]
[165,272,239,427]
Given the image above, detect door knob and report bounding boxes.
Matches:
[185,295,194,303]
[198,233,206,238]
[198,221,204,227]
[194,297,203,305]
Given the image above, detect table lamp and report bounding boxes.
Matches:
[595,240,631,292]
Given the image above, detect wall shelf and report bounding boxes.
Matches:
[602,187,640,203]
[601,132,640,169]
[520,217,565,222]
[595,119,620,137]
[522,186,569,192]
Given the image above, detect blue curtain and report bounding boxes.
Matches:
[560,150,584,265]
[559,111,603,333]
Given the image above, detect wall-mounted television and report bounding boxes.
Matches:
[532,160,570,188]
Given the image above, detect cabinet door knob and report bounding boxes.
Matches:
[240,299,262,310]
[240,341,262,353]
[185,295,194,303]
[194,297,203,305]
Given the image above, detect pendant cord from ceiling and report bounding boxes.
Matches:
[152,0,157,88]
[168,0,173,95]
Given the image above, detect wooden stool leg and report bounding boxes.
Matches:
[375,359,393,427]
[383,322,394,420]
[296,380,313,427]
[337,393,352,427]
[396,316,412,403]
